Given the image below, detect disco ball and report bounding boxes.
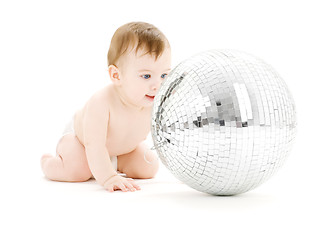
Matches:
[151,49,297,195]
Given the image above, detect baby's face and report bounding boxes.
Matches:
[117,47,171,109]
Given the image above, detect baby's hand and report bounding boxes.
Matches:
[103,175,141,192]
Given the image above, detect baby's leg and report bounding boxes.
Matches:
[41,134,92,182]
[117,142,159,179]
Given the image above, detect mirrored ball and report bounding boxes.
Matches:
[151,49,297,195]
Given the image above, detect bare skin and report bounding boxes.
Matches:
[41,46,171,192]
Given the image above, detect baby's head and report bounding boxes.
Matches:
[107,22,171,109]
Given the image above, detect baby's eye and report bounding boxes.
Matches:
[141,74,151,79]
[161,73,168,79]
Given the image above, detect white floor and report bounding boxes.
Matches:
[1,133,329,240]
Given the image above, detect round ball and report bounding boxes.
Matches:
[151,49,297,195]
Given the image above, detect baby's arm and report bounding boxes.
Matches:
[83,95,138,192]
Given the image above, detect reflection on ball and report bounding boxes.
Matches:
[151,49,297,195]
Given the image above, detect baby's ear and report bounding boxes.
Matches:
[108,65,121,85]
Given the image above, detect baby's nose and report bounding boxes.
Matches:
[151,80,161,91]
[151,85,158,92]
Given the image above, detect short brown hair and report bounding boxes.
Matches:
[107,22,170,67]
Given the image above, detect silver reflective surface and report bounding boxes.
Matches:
[151,49,297,195]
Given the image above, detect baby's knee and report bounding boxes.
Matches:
[145,158,159,178]
[133,158,159,179]
[143,150,160,178]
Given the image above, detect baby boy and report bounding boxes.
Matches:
[41,22,171,192]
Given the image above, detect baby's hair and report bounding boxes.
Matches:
[107,22,170,67]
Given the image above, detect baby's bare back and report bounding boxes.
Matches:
[74,84,152,156]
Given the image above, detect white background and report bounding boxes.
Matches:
[1,0,329,239]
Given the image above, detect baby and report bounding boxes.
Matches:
[41,22,171,192]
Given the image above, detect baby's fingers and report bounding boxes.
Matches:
[106,184,115,192]
[123,178,140,191]
[130,181,141,191]
[119,180,133,191]
[117,182,128,192]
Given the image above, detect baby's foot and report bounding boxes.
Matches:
[40,154,54,169]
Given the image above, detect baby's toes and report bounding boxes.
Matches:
[40,154,53,167]
[41,154,53,159]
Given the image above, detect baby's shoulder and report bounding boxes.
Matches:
[82,85,114,114]
[88,85,113,105]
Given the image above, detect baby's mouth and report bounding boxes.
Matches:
[145,95,155,100]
